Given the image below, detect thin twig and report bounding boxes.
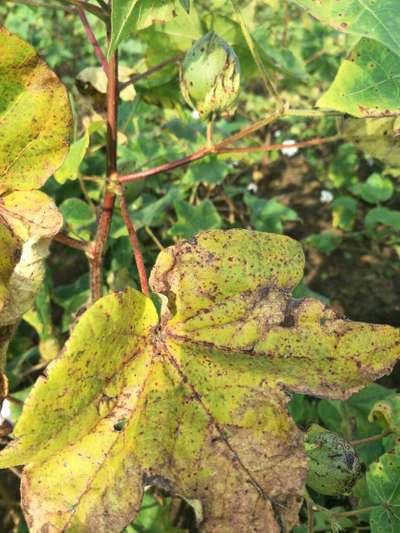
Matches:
[351,431,390,447]
[282,0,289,47]
[118,184,149,295]
[6,396,24,408]
[8,0,76,12]
[78,9,108,73]
[61,0,106,19]
[230,0,282,108]
[119,55,182,91]
[333,506,380,518]
[53,232,93,255]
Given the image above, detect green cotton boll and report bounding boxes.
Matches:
[305,424,362,496]
[180,31,241,119]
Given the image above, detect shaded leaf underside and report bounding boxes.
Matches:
[0,230,399,532]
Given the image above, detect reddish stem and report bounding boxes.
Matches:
[119,120,338,185]
[78,9,108,73]
[90,24,118,301]
[118,184,149,295]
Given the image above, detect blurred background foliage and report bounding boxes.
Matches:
[0,0,399,531]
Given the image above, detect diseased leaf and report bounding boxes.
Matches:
[109,0,180,58]
[367,446,400,533]
[339,116,400,165]
[0,27,71,193]
[293,0,400,58]
[318,38,400,117]
[0,191,63,240]
[0,230,399,532]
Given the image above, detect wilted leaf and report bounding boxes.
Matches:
[318,38,400,117]
[369,394,400,435]
[367,446,400,533]
[293,0,400,57]
[0,230,399,532]
[339,116,400,165]
[0,222,20,314]
[0,27,71,193]
[0,191,63,240]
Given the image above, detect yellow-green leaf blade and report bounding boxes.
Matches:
[0,27,71,192]
[0,289,158,468]
[318,38,400,117]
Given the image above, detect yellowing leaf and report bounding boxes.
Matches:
[0,191,63,240]
[339,115,400,165]
[0,222,20,314]
[0,230,399,532]
[0,27,71,193]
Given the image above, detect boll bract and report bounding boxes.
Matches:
[180,31,240,119]
[305,424,362,496]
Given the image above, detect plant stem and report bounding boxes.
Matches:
[61,0,106,19]
[119,55,182,91]
[230,0,282,108]
[9,0,76,13]
[351,431,390,447]
[282,0,289,47]
[90,14,118,302]
[118,184,149,295]
[78,9,108,73]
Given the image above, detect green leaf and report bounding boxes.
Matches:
[169,199,222,238]
[304,232,342,255]
[318,38,400,117]
[59,198,95,240]
[353,173,394,204]
[293,0,400,57]
[339,116,400,165]
[184,156,230,185]
[364,207,400,231]
[109,0,180,58]
[0,27,71,193]
[1,230,399,532]
[332,196,358,231]
[54,122,103,184]
[244,192,299,233]
[367,446,400,532]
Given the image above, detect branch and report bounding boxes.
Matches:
[119,111,281,184]
[78,9,108,73]
[90,16,118,302]
[219,134,340,154]
[53,232,93,255]
[119,55,182,91]
[118,184,149,295]
[61,0,107,19]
